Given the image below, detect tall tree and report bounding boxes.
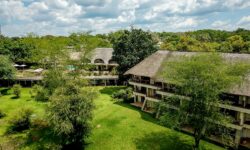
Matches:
[160,53,250,149]
[112,28,158,77]
[47,80,96,149]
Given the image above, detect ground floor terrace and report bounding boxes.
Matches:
[0,86,224,150]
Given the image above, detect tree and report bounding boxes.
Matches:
[42,68,66,96]
[243,41,250,53]
[176,36,202,52]
[112,28,158,77]
[160,53,250,149]
[0,55,15,79]
[227,35,245,53]
[13,84,21,98]
[47,80,97,149]
[219,42,233,53]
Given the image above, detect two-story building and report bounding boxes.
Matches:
[125,50,250,148]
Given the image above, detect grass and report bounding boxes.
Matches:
[87,87,224,150]
[0,86,225,150]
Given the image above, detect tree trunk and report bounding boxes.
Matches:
[194,138,200,150]
[193,128,202,150]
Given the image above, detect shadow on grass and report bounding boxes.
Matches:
[22,126,61,149]
[0,88,11,95]
[114,102,158,124]
[135,132,209,150]
[11,96,19,99]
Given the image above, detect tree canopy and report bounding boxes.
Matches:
[47,78,96,149]
[112,28,158,76]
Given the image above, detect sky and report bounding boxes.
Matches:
[1,0,250,37]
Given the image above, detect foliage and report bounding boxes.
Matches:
[33,85,49,102]
[0,36,34,62]
[7,108,33,133]
[160,53,250,149]
[112,87,133,102]
[69,32,111,51]
[112,28,158,76]
[158,28,250,53]
[42,68,66,96]
[12,84,21,98]
[0,55,16,79]
[47,81,97,149]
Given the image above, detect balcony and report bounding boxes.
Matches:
[219,103,250,114]
[244,120,250,125]
[128,80,161,90]
[131,102,143,108]
[146,96,161,102]
[133,91,146,97]
[156,90,190,100]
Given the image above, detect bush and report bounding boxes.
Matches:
[0,109,6,118]
[33,85,49,102]
[112,89,126,99]
[7,108,33,133]
[112,87,133,103]
[13,84,21,98]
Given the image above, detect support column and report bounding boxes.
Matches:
[234,130,241,148]
[142,99,147,111]
[243,96,246,107]
[138,96,142,103]
[240,112,244,126]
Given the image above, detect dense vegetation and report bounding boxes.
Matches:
[158,28,250,53]
[0,28,249,66]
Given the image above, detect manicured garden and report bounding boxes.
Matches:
[0,86,224,150]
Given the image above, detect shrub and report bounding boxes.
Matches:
[112,87,133,103]
[0,109,6,118]
[29,86,37,98]
[112,89,126,99]
[7,108,33,133]
[13,84,21,98]
[33,85,49,102]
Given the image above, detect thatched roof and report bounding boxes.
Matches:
[125,50,250,96]
[90,48,114,64]
[124,51,169,77]
[69,48,116,65]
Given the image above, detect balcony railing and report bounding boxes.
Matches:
[130,79,150,84]
[134,90,147,95]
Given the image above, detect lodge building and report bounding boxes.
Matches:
[70,48,119,85]
[125,50,250,148]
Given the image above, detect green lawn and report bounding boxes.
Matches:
[0,87,225,150]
